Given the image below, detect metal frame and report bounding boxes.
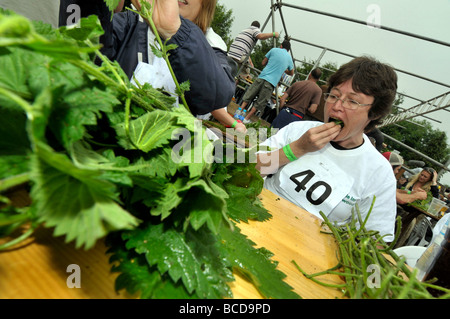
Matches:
[235,0,450,179]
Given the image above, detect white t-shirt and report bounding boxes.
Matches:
[259,121,397,242]
[205,27,227,52]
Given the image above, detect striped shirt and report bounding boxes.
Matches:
[227,26,261,61]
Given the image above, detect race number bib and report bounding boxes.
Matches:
[277,152,354,218]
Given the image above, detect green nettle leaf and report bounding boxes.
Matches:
[170,123,215,178]
[0,105,30,156]
[106,233,198,299]
[31,143,140,249]
[210,162,271,223]
[25,38,98,60]
[176,80,190,96]
[0,47,31,98]
[0,155,30,179]
[0,12,33,38]
[103,0,122,15]
[149,44,164,58]
[123,222,233,299]
[219,225,300,299]
[48,62,121,149]
[28,87,54,143]
[59,15,104,42]
[149,176,229,233]
[132,82,177,108]
[131,148,179,178]
[150,179,185,220]
[180,178,229,233]
[164,43,178,52]
[70,140,117,169]
[116,110,177,152]
[225,193,271,222]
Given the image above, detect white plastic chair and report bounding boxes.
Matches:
[405,215,433,247]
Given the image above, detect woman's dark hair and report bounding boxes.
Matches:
[327,56,398,132]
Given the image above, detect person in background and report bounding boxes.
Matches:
[397,173,408,189]
[240,39,294,124]
[404,167,440,199]
[366,126,385,152]
[383,151,403,176]
[271,68,322,130]
[445,192,450,206]
[256,56,399,242]
[228,20,279,83]
[382,152,428,204]
[171,0,247,132]
[62,0,245,132]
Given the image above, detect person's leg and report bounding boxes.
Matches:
[244,107,257,122]
[240,79,263,110]
[245,80,273,121]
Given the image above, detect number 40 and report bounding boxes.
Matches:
[289,170,331,205]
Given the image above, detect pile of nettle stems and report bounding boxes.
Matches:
[293,199,450,299]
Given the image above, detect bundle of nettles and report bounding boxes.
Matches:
[0,7,299,299]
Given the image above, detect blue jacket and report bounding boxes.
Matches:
[101,11,235,116]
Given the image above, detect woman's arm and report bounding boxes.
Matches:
[166,18,235,115]
[210,108,247,133]
[396,189,428,205]
[430,170,440,198]
[279,92,288,108]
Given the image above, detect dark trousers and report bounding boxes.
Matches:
[271,107,304,130]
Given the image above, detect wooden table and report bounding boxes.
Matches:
[0,189,343,299]
[400,203,442,227]
[404,204,442,221]
[230,189,344,299]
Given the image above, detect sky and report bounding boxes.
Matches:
[221,0,450,186]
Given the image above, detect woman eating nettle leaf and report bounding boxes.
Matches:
[256,56,399,243]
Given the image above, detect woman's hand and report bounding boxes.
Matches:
[132,0,181,39]
[234,122,247,134]
[412,189,428,201]
[290,122,341,158]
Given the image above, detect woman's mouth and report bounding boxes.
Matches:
[329,117,344,128]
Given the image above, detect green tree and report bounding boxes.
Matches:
[292,58,338,85]
[211,1,234,48]
[380,119,450,174]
